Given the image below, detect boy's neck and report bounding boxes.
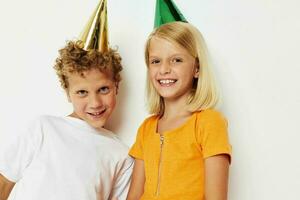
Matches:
[68,112,81,119]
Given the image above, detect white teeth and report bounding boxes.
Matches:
[90,110,105,116]
[159,79,175,84]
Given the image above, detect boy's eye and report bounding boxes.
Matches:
[99,86,110,94]
[76,90,88,97]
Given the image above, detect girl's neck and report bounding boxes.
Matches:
[157,99,193,134]
[162,97,192,121]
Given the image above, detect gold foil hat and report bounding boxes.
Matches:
[79,0,109,52]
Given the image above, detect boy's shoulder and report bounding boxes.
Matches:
[20,115,68,139]
[92,128,131,163]
[31,115,63,124]
[37,115,130,157]
[23,115,53,132]
[28,115,74,132]
[98,127,129,150]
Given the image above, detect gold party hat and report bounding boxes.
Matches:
[79,0,109,52]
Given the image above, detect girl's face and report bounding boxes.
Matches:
[148,36,199,102]
[67,68,117,130]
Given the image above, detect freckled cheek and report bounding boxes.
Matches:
[73,99,87,110]
[148,70,158,84]
[104,94,117,109]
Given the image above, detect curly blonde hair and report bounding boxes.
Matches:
[54,40,122,90]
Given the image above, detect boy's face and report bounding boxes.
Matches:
[67,68,117,130]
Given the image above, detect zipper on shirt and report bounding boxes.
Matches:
[155,134,164,196]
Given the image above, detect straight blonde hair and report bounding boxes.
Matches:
[145,22,219,115]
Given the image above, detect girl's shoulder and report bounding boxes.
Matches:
[136,114,159,136]
[140,114,159,126]
[194,109,227,122]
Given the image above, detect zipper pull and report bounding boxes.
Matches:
[160,135,164,145]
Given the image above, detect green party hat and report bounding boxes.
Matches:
[154,0,187,28]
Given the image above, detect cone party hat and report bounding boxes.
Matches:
[154,0,187,28]
[79,0,109,52]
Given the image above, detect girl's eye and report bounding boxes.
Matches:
[150,59,160,65]
[172,58,183,63]
[99,86,110,94]
[76,90,88,97]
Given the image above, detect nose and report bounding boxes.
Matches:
[88,94,103,109]
[159,62,171,75]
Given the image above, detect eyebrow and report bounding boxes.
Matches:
[149,53,186,59]
[149,56,159,59]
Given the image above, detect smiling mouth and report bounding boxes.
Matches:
[87,109,106,118]
[158,79,177,86]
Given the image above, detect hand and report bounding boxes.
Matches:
[0,174,15,200]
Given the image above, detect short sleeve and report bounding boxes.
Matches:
[0,118,42,182]
[110,156,134,200]
[196,110,232,161]
[128,120,147,160]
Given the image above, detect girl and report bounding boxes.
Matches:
[127,21,231,200]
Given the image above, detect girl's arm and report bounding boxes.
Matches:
[0,173,15,200]
[126,159,145,200]
[204,154,230,200]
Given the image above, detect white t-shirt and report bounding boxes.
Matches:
[0,115,133,200]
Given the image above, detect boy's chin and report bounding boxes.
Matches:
[70,112,111,130]
[87,120,107,130]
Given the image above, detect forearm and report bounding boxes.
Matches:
[0,188,11,200]
[126,159,145,200]
[126,177,144,200]
[126,190,143,200]
[204,155,230,200]
[0,174,15,200]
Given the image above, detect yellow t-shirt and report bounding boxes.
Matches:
[129,109,232,200]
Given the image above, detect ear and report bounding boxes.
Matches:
[66,90,71,102]
[193,61,200,78]
[115,82,119,95]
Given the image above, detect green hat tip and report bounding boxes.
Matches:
[154,0,188,28]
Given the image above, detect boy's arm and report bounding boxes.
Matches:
[110,156,133,200]
[204,154,230,200]
[126,159,145,200]
[0,174,15,200]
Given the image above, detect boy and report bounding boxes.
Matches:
[0,40,133,200]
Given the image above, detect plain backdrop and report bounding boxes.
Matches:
[0,0,300,199]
